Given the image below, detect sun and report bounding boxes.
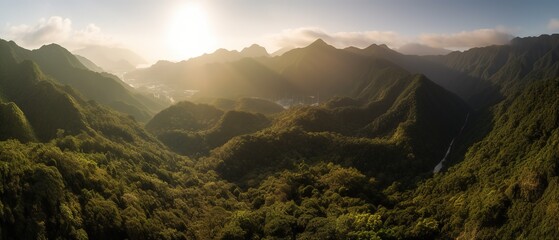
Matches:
[166,4,216,60]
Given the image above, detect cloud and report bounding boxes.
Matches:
[397,43,452,56]
[270,27,403,50]
[548,18,559,31]
[419,28,514,49]
[268,27,514,52]
[5,16,117,49]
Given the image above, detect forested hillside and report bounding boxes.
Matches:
[0,40,165,121]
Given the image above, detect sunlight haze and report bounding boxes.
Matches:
[1,0,558,62]
[166,3,216,60]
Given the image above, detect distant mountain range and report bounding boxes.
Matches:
[188,43,269,64]
[270,42,452,57]
[128,34,559,110]
[125,38,487,107]
[73,45,147,76]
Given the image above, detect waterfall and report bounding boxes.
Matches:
[433,113,469,174]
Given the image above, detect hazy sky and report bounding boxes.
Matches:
[1,0,558,62]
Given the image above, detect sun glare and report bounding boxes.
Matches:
[166,4,216,60]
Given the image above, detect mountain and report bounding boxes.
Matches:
[146,101,224,134]
[259,39,374,99]
[428,34,559,93]
[143,56,469,184]
[213,74,469,184]
[0,39,165,121]
[0,101,36,142]
[346,43,496,107]
[186,44,269,65]
[271,47,293,56]
[125,42,327,101]
[73,45,147,76]
[126,55,295,102]
[125,39,488,107]
[195,34,559,239]
[240,44,269,58]
[74,54,105,72]
[118,41,262,100]
[145,98,282,156]
[385,78,559,239]
[344,43,399,58]
[128,39,413,103]
[0,59,87,141]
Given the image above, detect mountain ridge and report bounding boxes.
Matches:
[0,39,165,121]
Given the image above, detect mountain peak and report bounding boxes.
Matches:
[245,43,263,49]
[214,48,234,54]
[34,44,88,70]
[241,44,269,57]
[309,38,331,48]
[358,43,400,57]
[364,43,390,50]
[38,43,68,52]
[0,102,36,142]
[0,39,19,48]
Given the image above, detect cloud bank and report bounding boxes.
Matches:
[271,27,402,49]
[419,28,514,49]
[548,18,559,31]
[269,27,514,53]
[5,16,117,50]
[397,43,452,56]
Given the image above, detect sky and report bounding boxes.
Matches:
[1,0,559,62]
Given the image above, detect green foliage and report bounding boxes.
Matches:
[336,213,383,239]
[385,78,559,239]
[17,80,88,140]
[210,162,390,239]
[211,98,236,111]
[0,102,36,142]
[209,74,469,187]
[196,97,285,115]
[0,127,244,239]
[0,48,245,239]
[147,101,272,157]
[146,101,223,134]
[83,197,123,239]
[204,110,270,148]
[432,34,559,100]
[234,97,284,115]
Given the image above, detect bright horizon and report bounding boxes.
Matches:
[1,0,559,62]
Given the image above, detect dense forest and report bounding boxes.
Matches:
[0,34,559,239]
